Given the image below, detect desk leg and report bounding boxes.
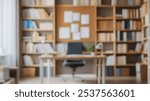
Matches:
[40,59,44,84]
[102,59,106,84]
[98,59,101,84]
[47,59,51,84]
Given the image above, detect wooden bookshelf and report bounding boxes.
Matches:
[20,0,56,77]
[141,0,149,83]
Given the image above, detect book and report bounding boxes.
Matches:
[22,20,28,29]
[106,55,115,65]
[23,55,34,65]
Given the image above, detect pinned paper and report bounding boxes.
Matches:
[71,24,79,33]
[81,14,90,25]
[59,27,71,39]
[73,12,80,22]
[64,11,73,23]
[81,27,90,39]
[72,32,81,40]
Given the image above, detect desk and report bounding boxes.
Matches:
[39,54,106,84]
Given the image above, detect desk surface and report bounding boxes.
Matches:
[39,54,106,60]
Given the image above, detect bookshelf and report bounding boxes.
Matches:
[19,0,148,83]
[141,0,149,83]
[20,0,56,77]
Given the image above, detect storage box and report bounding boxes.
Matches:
[0,66,10,82]
[21,68,36,78]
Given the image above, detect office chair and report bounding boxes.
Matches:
[63,42,85,78]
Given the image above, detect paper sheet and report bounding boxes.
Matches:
[73,12,80,22]
[64,11,73,23]
[81,14,90,25]
[72,32,81,40]
[71,23,79,33]
[81,27,90,39]
[59,27,71,39]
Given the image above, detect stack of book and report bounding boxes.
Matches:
[23,9,50,19]
[22,0,54,6]
[98,33,115,42]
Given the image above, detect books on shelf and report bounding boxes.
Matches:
[24,43,54,54]
[117,56,126,65]
[106,55,115,65]
[73,0,100,6]
[116,0,141,6]
[117,9,140,19]
[22,9,50,19]
[38,22,53,30]
[135,43,142,52]
[117,31,142,42]
[21,0,55,6]
[98,33,115,42]
[22,20,38,29]
[23,55,34,65]
[118,20,141,30]
[117,44,127,53]
[56,43,68,55]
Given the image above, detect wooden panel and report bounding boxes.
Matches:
[141,65,147,81]
[56,5,97,42]
[21,68,36,78]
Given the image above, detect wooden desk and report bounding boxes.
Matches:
[39,54,106,84]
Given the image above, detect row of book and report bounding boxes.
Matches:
[23,32,53,42]
[117,56,126,65]
[116,20,141,30]
[97,21,113,30]
[116,31,142,42]
[98,33,115,42]
[21,0,54,6]
[117,43,142,53]
[24,43,54,54]
[22,20,53,30]
[73,0,141,6]
[116,9,140,19]
[73,0,116,6]
[22,9,53,19]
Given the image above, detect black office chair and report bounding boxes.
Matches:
[63,42,85,78]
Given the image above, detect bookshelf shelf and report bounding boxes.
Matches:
[116,64,135,67]
[97,5,113,8]
[56,5,96,8]
[23,18,53,21]
[23,40,54,43]
[119,29,141,32]
[116,5,141,8]
[22,29,53,32]
[116,41,141,43]
[22,5,54,8]
[116,52,141,55]
[116,18,141,20]
[97,29,114,32]
[96,41,115,43]
[22,65,39,68]
[97,17,113,20]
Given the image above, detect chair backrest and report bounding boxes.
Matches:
[67,42,83,55]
